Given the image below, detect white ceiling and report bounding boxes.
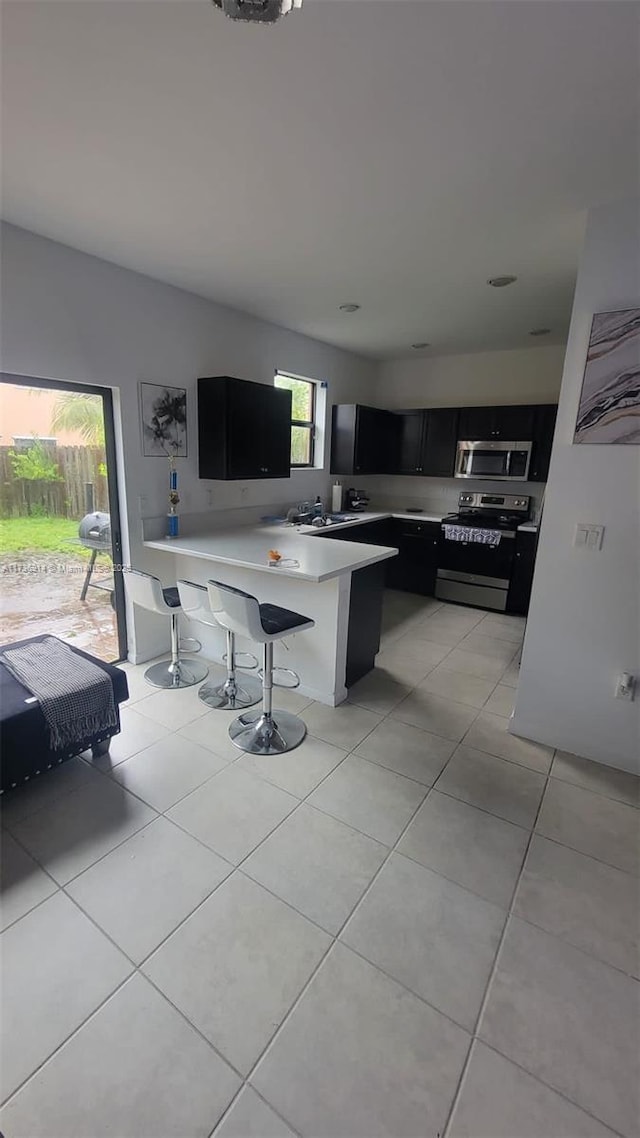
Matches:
[2,0,638,359]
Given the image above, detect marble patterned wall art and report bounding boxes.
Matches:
[140,382,187,456]
[574,308,640,444]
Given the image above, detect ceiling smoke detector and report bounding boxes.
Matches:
[212,0,302,23]
[339,303,361,313]
[487,275,517,288]
[411,342,430,350]
[529,327,551,337]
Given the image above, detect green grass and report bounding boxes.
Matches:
[0,516,99,559]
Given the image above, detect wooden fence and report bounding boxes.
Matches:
[0,445,109,519]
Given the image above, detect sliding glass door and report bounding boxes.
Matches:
[0,374,126,661]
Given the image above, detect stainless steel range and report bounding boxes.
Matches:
[436,492,530,612]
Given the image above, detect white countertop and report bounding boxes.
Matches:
[298,511,537,534]
[298,511,443,534]
[144,511,538,584]
[144,524,398,583]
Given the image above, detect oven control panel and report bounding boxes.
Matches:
[458,492,530,513]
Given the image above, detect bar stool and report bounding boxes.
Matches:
[176,579,262,710]
[125,569,209,689]
[207,579,315,755]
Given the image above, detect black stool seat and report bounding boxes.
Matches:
[259,603,313,636]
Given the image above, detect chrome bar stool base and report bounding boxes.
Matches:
[144,658,209,690]
[199,673,262,710]
[198,627,262,711]
[229,708,307,755]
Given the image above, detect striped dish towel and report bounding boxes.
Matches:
[443,525,502,546]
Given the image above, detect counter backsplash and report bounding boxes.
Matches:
[139,478,545,543]
[354,475,545,523]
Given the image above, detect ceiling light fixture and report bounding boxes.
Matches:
[339,304,360,313]
[411,342,430,350]
[529,327,551,337]
[212,0,302,24]
[487,275,517,288]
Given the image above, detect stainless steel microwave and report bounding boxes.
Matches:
[455,439,532,481]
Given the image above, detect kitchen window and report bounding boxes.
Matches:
[274,372,317,467]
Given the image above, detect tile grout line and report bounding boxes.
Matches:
[5,729,634,1123]
[440,750,554,1138]
[435,744,632,1138]
[2,604,635,1132]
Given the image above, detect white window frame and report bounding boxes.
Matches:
[275,370,326,470]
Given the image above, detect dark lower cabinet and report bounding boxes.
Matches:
[346,562,387,686]
[507,530,538,614]
[198,376,292,480]
[330,520,394,546]
[386,520,440,595]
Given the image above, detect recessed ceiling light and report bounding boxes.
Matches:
[411,342,430,350]
[339,303,360,313]
[487,275,517,288]
[529,327,551,337]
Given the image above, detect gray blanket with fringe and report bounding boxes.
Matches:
[2,636,118,750]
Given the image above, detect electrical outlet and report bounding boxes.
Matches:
[614,673,635,701]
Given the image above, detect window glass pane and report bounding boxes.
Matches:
[275,374,313,422]
[291,425,312,466]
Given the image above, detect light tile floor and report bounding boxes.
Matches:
[1,592,638,1138]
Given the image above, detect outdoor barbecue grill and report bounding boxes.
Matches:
[78,511,111,549]
[74,512,114,604]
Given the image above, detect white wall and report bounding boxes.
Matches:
[0,223,377,658]
[376,343,565,409]
[512,199,640,774]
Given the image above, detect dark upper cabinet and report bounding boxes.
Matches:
[391,407,458,476]
[458,406,495,439]
[422,408,460,476]
[529,403,558,482]
[331,404,399,475]
[393,411,427,474]
[331,400,556,481]
[198,376,292,480]
[496,404,536,439]
[458,404,535,440]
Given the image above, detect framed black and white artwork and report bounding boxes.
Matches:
[139,382,188,457]
[574,308,640,444]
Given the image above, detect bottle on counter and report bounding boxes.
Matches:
[313,495,324,517]
[331,481,342,512]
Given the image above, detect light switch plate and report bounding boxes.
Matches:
[574,523,604,550]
